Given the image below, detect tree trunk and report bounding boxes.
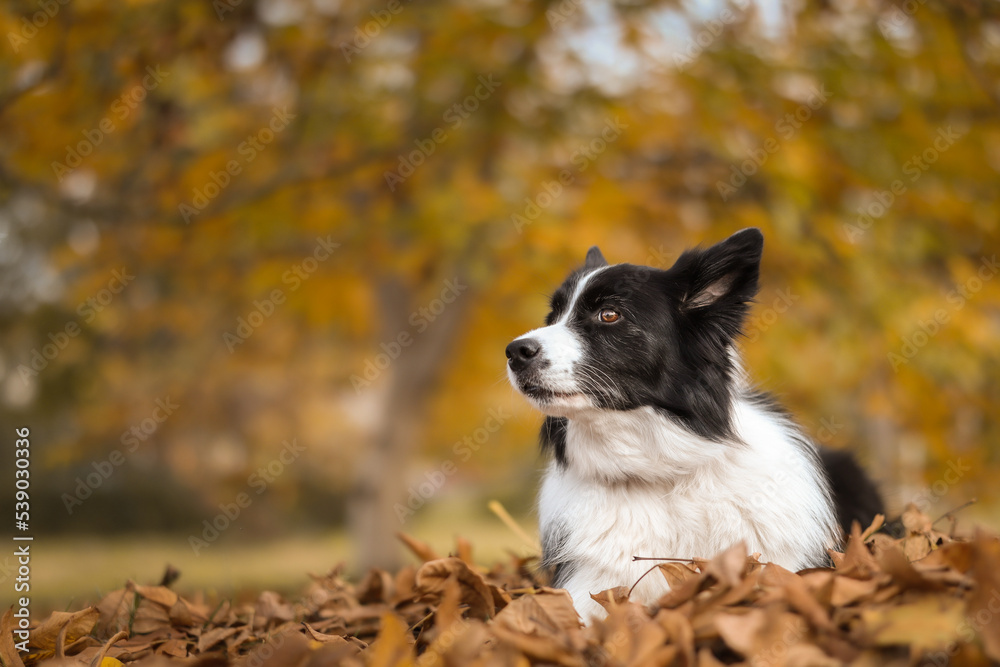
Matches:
[348,274,470,570]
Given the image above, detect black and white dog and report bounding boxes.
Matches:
[505,228,883,619]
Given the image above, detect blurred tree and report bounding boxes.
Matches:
[1,0,998,567]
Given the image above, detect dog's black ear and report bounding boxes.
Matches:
[585,246,608,269]
[676,228,763,314]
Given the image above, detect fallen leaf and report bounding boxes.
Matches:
[456,536,474,565]
[397,532,440,562]
[966,532,1000,661]
[861,514,886,542]
[367,613,414,667]
[901,504,934,535]
[760,564,834,632]
[783,642,841,667]
[391,565,418,606]
[29,607,100,653]
[655,608,695,666]
[491,623,583,667]
[658,561,701,589]
[838,523,880,579]
[590,586,631,613]
[167,598,207,628]
[196,626,241,653]
[133,585,179,609]
[157,638,188,658]
[878,544,944,591]
[132,600,171,635]
[415,557,495,619]
[494,593,571,637]
[529,589,581,633]
[1,608,27,667]
[860,596,966,651]
[902,534,933,562]
[713,608,768,656]
[917,540,974,573]
[301,622,365,653]
[253,591,295,629]
[830,575,880,607]
[432,574,463,638]
[704,542,748,589]
[357,568,393,605]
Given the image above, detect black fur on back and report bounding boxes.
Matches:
[818,447,886,535]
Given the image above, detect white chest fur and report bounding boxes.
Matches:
[537,400,838,621]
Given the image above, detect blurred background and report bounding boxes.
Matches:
[1,0,999,608]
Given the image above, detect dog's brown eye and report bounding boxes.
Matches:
[599,308,620,323]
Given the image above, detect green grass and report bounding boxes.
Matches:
[29,503,539,612]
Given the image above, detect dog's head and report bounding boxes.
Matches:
[505,228,764,440]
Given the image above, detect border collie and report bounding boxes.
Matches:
[505,228,883,619]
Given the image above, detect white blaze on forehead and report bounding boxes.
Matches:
[557,266,606,325]
[510,267,607,394]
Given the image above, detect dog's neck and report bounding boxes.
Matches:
[563,404,738,486]
[561,355,754,486]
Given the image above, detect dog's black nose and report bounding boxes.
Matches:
[506,338,541,372]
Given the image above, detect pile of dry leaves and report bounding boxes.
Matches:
[4,504,999,667]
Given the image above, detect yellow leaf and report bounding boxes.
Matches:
[368,613,414,667]
[860,596,966,650]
